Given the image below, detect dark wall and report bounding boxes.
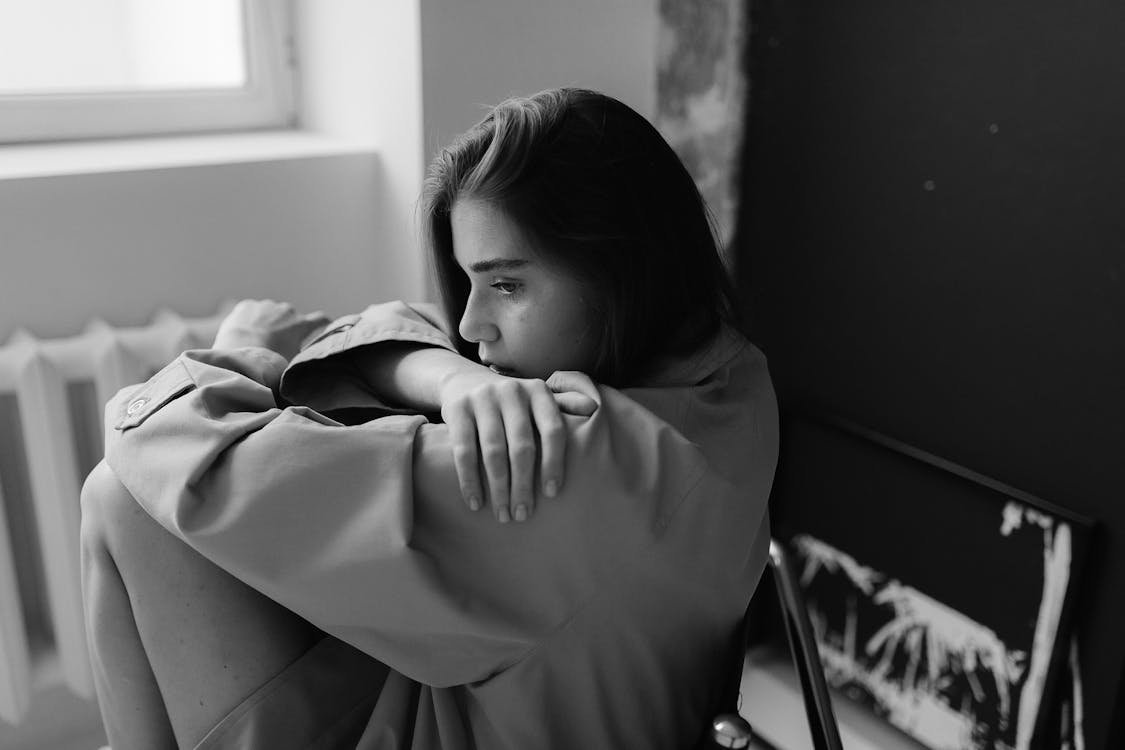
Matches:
[737,0,1125,746]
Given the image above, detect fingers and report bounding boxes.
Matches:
[551,392,598,416]
[444,401,484,513]
[529,386,566,498]
[497,383,536,523]
[445,373,596,526]
[473,389,513,523]
[296,312,332,350]
[546,371,599,400]
[301,310,332,327]
[546,371,599,415]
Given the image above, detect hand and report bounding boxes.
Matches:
[213,299,332,360]
[439,369,599,524]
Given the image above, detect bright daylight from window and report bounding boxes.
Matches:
[0,0,246,95]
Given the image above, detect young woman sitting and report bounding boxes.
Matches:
[81,87,779,750]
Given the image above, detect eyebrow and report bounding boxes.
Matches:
[467,258,531,274]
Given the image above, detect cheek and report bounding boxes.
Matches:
[508,308,533,338]
[550,302,599,365]
[500,307,535,350]
[564,295,597,342]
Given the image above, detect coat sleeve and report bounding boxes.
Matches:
[101,345,711,687]
[278,300,461,414]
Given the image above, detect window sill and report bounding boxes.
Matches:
[0,129,376,181]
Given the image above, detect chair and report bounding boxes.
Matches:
[705,539,844,750]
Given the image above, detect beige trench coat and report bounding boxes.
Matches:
[102,301,778,749]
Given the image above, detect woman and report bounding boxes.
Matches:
[81,88,778,749]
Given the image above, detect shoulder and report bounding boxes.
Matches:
[550,336,777,521]
[599,335,778,533]
[620,332,778,456]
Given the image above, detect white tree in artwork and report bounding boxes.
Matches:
[999,501,1073,748]
[793,499,1075,750]
[865,581,1028,723]
[794,534,883,595]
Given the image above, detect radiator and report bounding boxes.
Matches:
[0,307,226,725]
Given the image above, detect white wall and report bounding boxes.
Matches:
[0,154,389,341]
[294,0,427,308]
[419,0,657,159]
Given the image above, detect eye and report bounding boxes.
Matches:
[490,280,521,296]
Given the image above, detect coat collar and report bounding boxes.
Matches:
[634,323,748,388]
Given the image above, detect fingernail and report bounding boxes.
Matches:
[467,496,481,511]
[514,504,528,522]
[498,507,511,524]
[544,479,559,498]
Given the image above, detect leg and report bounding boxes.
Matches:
[81,477,176,749]
[81,461,321,750]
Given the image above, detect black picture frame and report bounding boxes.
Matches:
[770,412,1095,750]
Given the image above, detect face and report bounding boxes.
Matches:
[450,199,599,380]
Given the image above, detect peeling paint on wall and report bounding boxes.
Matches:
[654,0,748,262]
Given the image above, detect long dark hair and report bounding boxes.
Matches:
[422,87,739,387]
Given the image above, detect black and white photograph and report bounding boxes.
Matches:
[773,415,1093,750]
[0,1,1121,749]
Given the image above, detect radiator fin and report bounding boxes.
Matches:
[0,394,35,724]
[0,308,226,725]
[10,337,92,700]
[66,381,103,488]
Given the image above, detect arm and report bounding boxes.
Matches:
[347,342,599,520]
[346,341,485,415]
[101,347,709,686]
[254,299,598,523]
[342,331,609,423]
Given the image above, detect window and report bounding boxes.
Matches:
[0,0,295,144]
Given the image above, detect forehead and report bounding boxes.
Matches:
[450,199,537,269]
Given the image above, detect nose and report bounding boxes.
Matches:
[458,292,499,344]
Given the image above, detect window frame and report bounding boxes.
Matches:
[0,0,295,144]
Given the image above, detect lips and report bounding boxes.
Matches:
[483,361,516,376]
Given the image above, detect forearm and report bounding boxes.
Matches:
[348,342,492,413]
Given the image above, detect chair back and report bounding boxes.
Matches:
[699,538,844,750]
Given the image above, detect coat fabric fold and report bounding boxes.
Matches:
[101,300,779,749]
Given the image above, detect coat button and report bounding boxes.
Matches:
[126,397,148,415]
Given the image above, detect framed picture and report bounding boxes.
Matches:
[770,413,1095,750]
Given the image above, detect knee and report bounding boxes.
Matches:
[80,461,144,560]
